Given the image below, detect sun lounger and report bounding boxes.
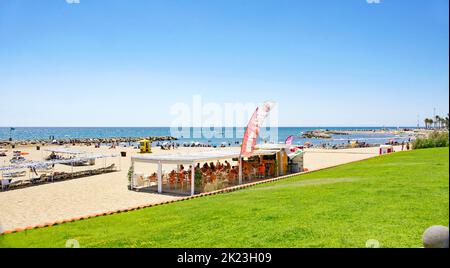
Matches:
[1,178,12,190]
[31,174,48,184]
[3,171,27,178]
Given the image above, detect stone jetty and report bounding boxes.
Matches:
[0,136,178,147]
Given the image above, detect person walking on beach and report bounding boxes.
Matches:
[401,141,405,151]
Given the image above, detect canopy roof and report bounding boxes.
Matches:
[251,149,282,156]
[132,150,240,164]
[132,149,280,164]
[256,144,292,150]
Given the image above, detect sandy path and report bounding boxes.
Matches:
[302,146,396,171]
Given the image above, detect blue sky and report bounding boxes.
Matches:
[0,0,448,127]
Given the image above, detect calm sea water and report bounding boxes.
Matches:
[0,127,414,146]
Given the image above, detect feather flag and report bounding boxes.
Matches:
[240,101,276,157]
[285,135,294,145]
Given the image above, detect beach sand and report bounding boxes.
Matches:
[0,144,402,231]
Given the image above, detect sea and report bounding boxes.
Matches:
[0,127,415,146]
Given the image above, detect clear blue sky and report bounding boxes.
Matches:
[0,0,448,127]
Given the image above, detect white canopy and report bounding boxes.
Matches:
[131,149,283,165]
[131,148,283,196]
[132,150,241,164]
[256,144,292,150]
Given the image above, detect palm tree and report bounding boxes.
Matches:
[435,115,441,128]
[424,118,433,129]
[439,117,445,129]
[424,118,429,129]
[445,114,449,130]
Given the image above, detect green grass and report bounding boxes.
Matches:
[1,148,448,248]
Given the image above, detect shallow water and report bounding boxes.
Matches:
[0,127,413,146]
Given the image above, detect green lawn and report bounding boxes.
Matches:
[1,147,448,248]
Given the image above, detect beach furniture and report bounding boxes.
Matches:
[148,173,157,186]
[1,178,11,190]
[379,145,394,155]
[3,171,27,178]
[0,178,22,190]
[168,172,177,189]
[133,172,147,188]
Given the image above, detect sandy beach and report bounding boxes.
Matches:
[0,144,402,232]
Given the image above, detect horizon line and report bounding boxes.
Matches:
[1,125,418,128]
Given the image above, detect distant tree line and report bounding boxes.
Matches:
[423,113,449,130]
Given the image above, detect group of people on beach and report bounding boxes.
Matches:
[401,141,411,151]
[143,157,275,191]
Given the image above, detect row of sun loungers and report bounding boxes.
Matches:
[0,164,116,191]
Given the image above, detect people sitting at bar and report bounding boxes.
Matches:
[156,157,277,193]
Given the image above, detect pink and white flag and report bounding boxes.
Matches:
[240,101,276,157]
[285,135,294,145]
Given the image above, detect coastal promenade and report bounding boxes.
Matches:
[0,144,401,232]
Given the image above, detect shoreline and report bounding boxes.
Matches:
[0,136,178,147]
[0,127,441,148]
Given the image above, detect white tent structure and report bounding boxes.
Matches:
[131,149,283,196]
[131,150,241,196]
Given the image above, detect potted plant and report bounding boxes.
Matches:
[127,165,134,190]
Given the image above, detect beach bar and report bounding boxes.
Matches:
[131,150,241,196]
[130,145,302,196]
